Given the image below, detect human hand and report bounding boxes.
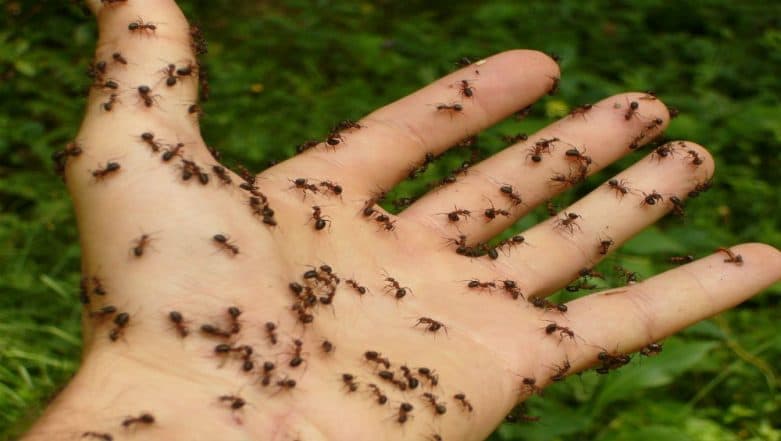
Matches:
[26,1,781,440]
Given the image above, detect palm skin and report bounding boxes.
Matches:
[23,1,781,441]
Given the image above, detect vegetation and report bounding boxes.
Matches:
[1,1,779,440]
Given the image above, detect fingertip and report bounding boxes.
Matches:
[730,242,781,278]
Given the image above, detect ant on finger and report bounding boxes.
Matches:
[136,85,160,108]
[500,184,524,206]
[414,317,447,335]
[623,100,639,120]
[543,321,576,341]
[310,206,332,231]
[453,393,473,413]
[549,359,571,382]
[717,247,743,265]
[483,199,510,221]
[526,137,558,163]
[607,178,631,198]
[92,162,121,180]
[168,311,188,337]
[440,207,471,222]
[640,190,663,207]
[131,233,153,257]
[128,17,157,34]
[554,211,582,234]
[569,103,593,119]
[121,412,154,428]
[598,236,614,255]
[451,79,476,98]
[213,234,239,255]
[102,93,119,111]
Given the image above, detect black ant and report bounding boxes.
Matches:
[415,317,447,335]
[598,237,614,255]
[466,279,495,290]
[260,361,275,386]
[422,392,447,415]
[569,103,593,119]
[364,350,391,369]
[607,178,631,198]
[168,311,188,337]
[176,62,196,78]
[550,359,571,382]
[140,132,163,153]
[640,190,663,207]
[454,79,475,98]
[310,206,331,231]
[624,100,639,120]
[288,338,305,368]
[417,367,438,387]
[212,165,232,184]
[162,63,177,86]
[264,322,278,345]
[318,180,343,196]
[92,161,121,180]
[180,159,209,184]
[81,432,113,441]
[102,93,119,111]
[499,279,524,300]
[500,185,523,206]
[435,103,463,114]
[321,339,334,354]
[100,79,119,90]
[112,52,127,64]
[276,377,297,391]
[687,149,704,166]
[128,17,157,33]
[564,147,592,166]
[384,275,412,299]
[88,305,117,319]
[526,137,558,162]
[200,323,231,339]
[640,342,664,356]
[219,395,246,410]
[668,255,694,264]
[399,365,419,389]
[341,373,359,392]
[529,296,568,313]
[484,200,510,221]
[136,85,159,107]
[346,279,368,295]
[453,393,473,412]
[290,178,319,198]
[161,143,184,161]
[121,412,154,428]
[543,321,576,341]
[688,179,713,198]
[131,234,153,257]
[213,234,239,255]
[717,247,743,265]
[554,212,582,234]
[441,207,471,222]
[396,402,414,424]
[227,306,242,334]
[367,383,388,405]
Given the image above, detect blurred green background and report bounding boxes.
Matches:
[1,1,780,440]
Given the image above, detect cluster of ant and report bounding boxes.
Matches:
[359,192,398,232]
[296,120,363,153]
[80,275,132,341]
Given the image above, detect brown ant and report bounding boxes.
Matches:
[554,211,582,234]
[624,100,639,120]
[422,392,447,415]
[549,170,580,188]
[168,311,188,337]
[453,393,473,412]
[260,361,275,387]
[318,180,343,196]
[367,383,388,405]
[131,233,153,257]
[219,395,246,410]
[121,412,154,428]
[717,247,743,265]
[520,377,542,396]
[543,321,576,341]
[500,185,524,206]
[564,147,592,166]
[393,402,414,425]
[288,339,305,368]
[529,296,568,313]
[309,206,331,231]
[100,0,127,5]
[687,149,704,166]
[140,132,162,153]
[483,200,510,221]
[290,178,319,198]
[128,17,157,33]
[92,161,121,180]
[596,350,632,374]
[276,377,297,391]
[136,85,159,107]
[227,306,242,334]
[91,276,107,296]
[652,143,676,160]
[688,179,713,198]
[435,103,464,115]
[180,159,209,184]
[453,79,475,98]
[102,93,119,111]
[213,234,239,255]
[341,373,359,392]
[384,275,411,299]
[640,342,664,356]
[569,103,593,119]
[81,432,113,441]
[498,279,524,300]
[212,165,232,184]
[399,365,419,389]
[668,255,694,264]
[598,236,614,255]
[550,359,571,382]
[441,207,471,222]
[176,62,196,78]
[526,137,558,162]
[607,178,631,198]
[264,322,278,345]
[162,63,177,87]
[346,278,368,295]
[88,305,117,319]
[111,52,127,65]
[79,276,90,305]
[669,195,686,217]
[498,235,526,253]
[640,190,663,207]
[417,367,438,387]
[466,279,495,290]
[321,339,335,354]
[364,350,391,369]
[161,143,184,161]
[200,323,231,339]
[415,317,447,335]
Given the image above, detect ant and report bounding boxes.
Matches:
[549,359,571,382]
[543,321,576,341]
[396,402,414,424]
[717,247,743,265]
[219,395,246,410]
[652,143,676,160]
[554,212,582,234]
[415,317,447,335]
[180,159,209,184]
[668,255,694,264]
[520,377,542,396]
[140,132,163,153]
[341,373,359,392]
[466,279,495,290]
[640,342,664,356]
[624,100,639,120]
[321,339,335,354]
[499,279,524,300]
[91,276,107,296]
[161,143,185,161]
[318,180,343,196]
[136,85,159,107]
[598,237,614,255]
[500,185,523,206]
[131,234,153,257]
[212,165,232,184]
[260,361,275,387]
[569,103,593,119]
[200,323,231,339]
[213,234,239,255]
[526,137,558,162]
[483,200,511,221]
[454,79,475,98]
[669,195,686,217]
[81,432,113,441]
[88,305,117,319]
[112,52,127,64]
[92,162,121,180]
[564,147,592,166]
[290,178,319,198]
[162,63,177,86]
[264,322,278,345]
[102,93,119,111]
[529,296,568,313]
[417,367,438,387]
[596,350,632,374]
[310,206,331,231]
[453,393,473,412]
[128,17,157,33]
[367,383,388,405]
[168,311,188,337]
[640,190,663,207]
[346,278,368,295]
[276,377,297,391]
[176,62,196,78]
[399,365,419,389]
[100,0,127,4]
[422,392,447,415]
[441,207,471,222]
[607,178,631,198]
[384,274,412,299]
[121,412,155,428]
[288,338,305,368]
[687,149,704,166]
[227,306,242,334]
[364,350,391,369]
[435,103,464,114]
[688,179,713,198]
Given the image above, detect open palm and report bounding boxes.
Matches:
[28,1,781,440]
